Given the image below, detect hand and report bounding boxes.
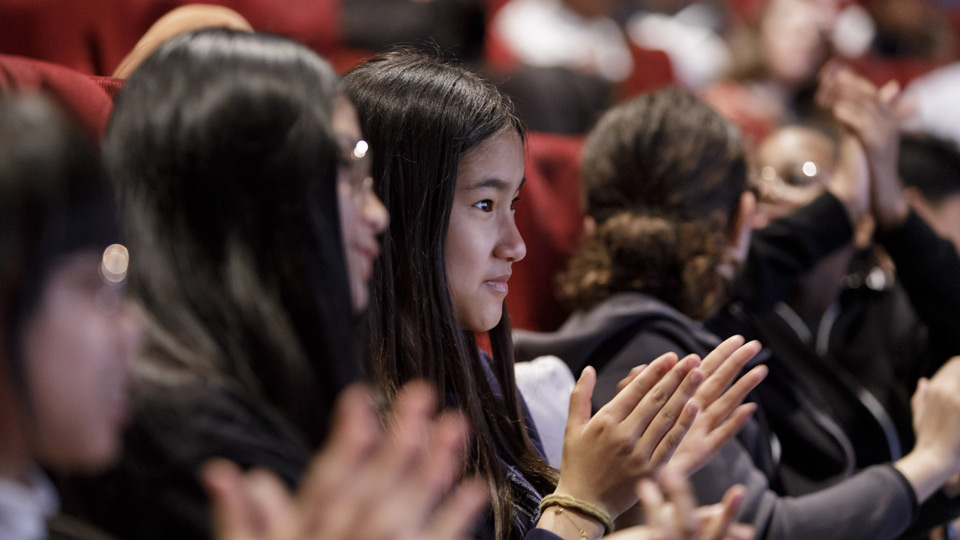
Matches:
[603,466,753,540]
[551,353,704,528]
[617,336,767,476]
[895,357,960,502]
[202,382,489,540]
[817,61,909,231]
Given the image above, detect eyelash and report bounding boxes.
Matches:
[472,197,521,213]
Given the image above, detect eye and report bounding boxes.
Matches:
[472,200,493,212]
[511,197,520,211]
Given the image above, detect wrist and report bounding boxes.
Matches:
[895,446,958,502]
[536,504,607,540]
[875,197,910,232]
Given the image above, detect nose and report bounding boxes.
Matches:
[495,214,526,263]
[363,188,389,234]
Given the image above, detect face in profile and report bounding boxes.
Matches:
[445,129,527,332]
[20,248,141,470]
[332,95,389,312]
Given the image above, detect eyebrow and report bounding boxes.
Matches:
[464,177,526,194]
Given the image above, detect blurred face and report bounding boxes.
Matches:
[761,0,827,88]
[754,126,835,228]
[446,130,527,332]
[21,248,141,470]
[333,95,389,312]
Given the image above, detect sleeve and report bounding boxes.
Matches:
[876,211,960,371]
[590,329,918,540]
[526,529,566,540]
[691,440,916,540]
[737,192,854,313]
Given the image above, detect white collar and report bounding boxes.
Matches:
[0,467,59,540]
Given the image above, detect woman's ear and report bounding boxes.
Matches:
[727,191,756,264]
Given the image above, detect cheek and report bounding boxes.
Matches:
[337,182,359,243]
[23,299,124,467]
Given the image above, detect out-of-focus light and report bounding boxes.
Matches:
[802,161,818,177]
[353,140,369,159]
[102,244,129,283]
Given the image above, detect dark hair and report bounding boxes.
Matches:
[0,94,117,401]
[344,49,556,540]
[899,133,960,204]
[560,88,747,320]
[105,28,355,446]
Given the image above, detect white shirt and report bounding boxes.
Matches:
[0,468,59,540]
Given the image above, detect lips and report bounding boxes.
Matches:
[484,273,511,294]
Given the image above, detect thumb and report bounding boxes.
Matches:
[202,459,254,540]
[567,366,597,428]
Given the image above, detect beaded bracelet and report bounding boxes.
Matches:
[539,494,614,535]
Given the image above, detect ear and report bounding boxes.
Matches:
[582,216,597,239]
[727,191,756,264]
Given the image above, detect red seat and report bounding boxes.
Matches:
[507,132,585,332]
[0,54,114,138]
[615,44,675,101]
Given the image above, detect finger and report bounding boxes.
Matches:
[323,382,438,538]
[299,384,382,510]
[696,341,762,406]
[422,478,490,540]
[568,366,598,428]
[725,523,756,540]
[373,412,472,537]
[701,403,757,456]
[638,478,666,532]
[912,377,929,419]
[618,365,647,393]
[635,365,702,462]
[659,466,698,538]
[698,335,746,378]
[605,352,680,421]
[700,484,746,540]
[244,469,297,539]
[202,459,255,540]
[626,356,700,438]
[647,398,699,472]
[701,363,767,430]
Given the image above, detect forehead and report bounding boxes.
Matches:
[332,94,361,139]
[456,130,525,189]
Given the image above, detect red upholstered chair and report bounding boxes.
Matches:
[507,132,585,332]
[0,0,133,76]
[0,54,114,138]
[89,76,125,102]
[615,44,675,101]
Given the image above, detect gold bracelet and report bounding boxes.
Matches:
[550,506,589,540]
[539,493,614,534]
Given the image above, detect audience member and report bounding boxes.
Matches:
[515,87,960,540]
[345,49,758,540]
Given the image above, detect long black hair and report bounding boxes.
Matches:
[105,28,356,446]
[344,49,556,540]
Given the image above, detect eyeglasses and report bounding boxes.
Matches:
[337,138,374,202]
